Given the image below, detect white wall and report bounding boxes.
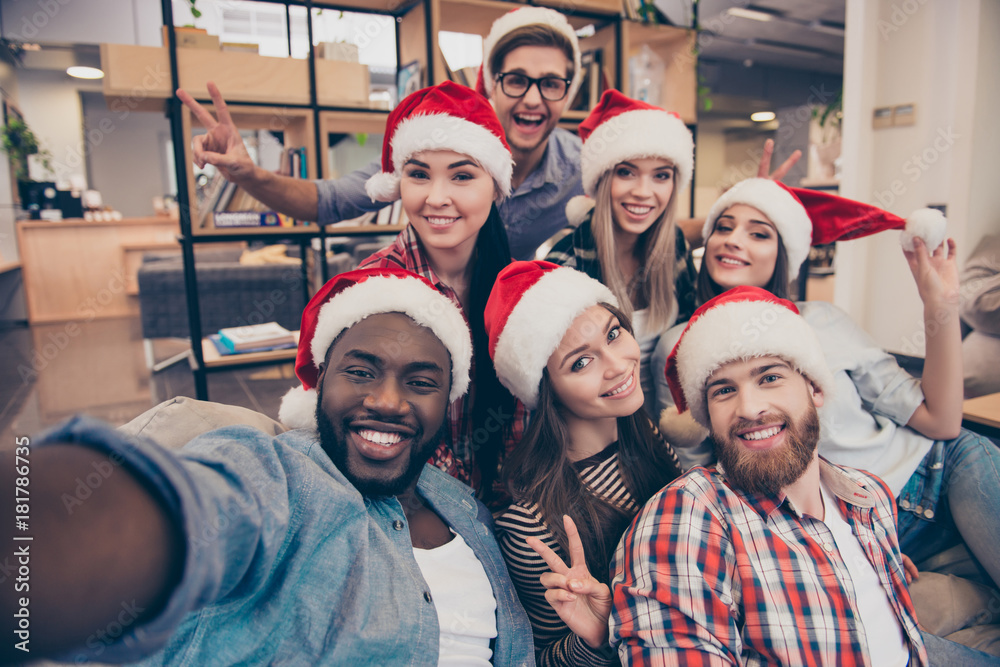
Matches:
[837,0,997,356]
[16,69,96,187]
[81,92,172,216]
[965,0,1000,248]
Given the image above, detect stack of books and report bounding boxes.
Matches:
[210,322,296,355]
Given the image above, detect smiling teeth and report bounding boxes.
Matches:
[425,217,457,225]
[605,374,633,396]
[623,204,652,215]
[741,426,781,441]
[358,429,403,446]
[516,113,543,121]
[719,257,747,266]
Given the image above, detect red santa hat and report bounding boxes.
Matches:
[702,177,948,280]
[278,267,472,430]
[664,285,835,429]
[577,89,694,198]
[475,7,583,104]
[365,81,513,203]
[484,260,617,409]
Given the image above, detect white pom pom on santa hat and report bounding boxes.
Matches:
[658,405,710,451]
[900,208,947,252]
[564,195,595,227]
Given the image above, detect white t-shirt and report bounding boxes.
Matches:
[820,482,909,667]
[412,531,498,667]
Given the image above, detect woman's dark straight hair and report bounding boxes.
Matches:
[501,304,682,579]
[696,226,792,304]
[468,202,517,504]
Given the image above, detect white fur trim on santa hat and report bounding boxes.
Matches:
[565,195,595,227]
[702,178,812,280]
[493,267,617,408]
[364,171,400,203]
[900,208,947,252]
[481,7,582,104]
[365,113,513,203]
[675,299,834,428]
[658,405,709,452]
[581,109,694,197]
[278,385,319,431]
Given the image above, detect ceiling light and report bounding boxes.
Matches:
[727,7,775,22]
[751,111,776,122]
[66,66,104,79]
[808,20,846,36]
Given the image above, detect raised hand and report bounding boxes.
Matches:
[525,515,613,650]
[176,81,257,185]
[756,138,803,182]
[903,237,960,309]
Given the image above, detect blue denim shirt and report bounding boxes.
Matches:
[42,416,535,666]
[315,128,583,261]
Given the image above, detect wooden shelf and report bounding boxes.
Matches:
[320,110,391,136]
[964,392,1000,430]
[182,104,317,236]
[322,224,406,235]
[620,22,697,123]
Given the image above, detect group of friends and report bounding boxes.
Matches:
[2,7,999,666]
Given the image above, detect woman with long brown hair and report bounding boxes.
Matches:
[485,260,681,665]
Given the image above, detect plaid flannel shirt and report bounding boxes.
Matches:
[544,214,698,325]
[610,458,928,667]
[358,225,528,501]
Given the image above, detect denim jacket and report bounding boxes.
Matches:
[43,416,535,666]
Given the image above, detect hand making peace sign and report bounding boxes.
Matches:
[525,515,613,650]
[176,81,258,185]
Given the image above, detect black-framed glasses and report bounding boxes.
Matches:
[495,72,572,101]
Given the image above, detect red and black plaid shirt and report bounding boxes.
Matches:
[358,225,528,502]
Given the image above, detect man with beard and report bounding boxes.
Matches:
[0,268,534,666]
[608,286,932,666]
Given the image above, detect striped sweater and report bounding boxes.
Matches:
[496,438,680,666]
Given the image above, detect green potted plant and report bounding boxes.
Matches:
[2,116,55,212]
[2,117,52,181]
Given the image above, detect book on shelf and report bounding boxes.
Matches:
[208,334,296,356]
[213,211,287,228]
[217,322,295,353]
[569,49,606,112]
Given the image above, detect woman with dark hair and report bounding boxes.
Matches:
[353,81,522,506]
[485,260,682,665]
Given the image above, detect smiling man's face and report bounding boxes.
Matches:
[490,44,572,160]
[705,355,823,496]
[315,313,450,497]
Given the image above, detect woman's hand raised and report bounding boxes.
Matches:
[525,515,613,650]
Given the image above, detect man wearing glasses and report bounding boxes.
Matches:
[179,7,584,260]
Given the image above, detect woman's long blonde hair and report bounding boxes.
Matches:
[590,163,679,332]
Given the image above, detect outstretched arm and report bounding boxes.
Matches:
[0,445,182,664]
[177,82,320,221]
[904,237,964,440]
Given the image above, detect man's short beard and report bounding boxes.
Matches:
[711,403,820,497]
[315,389,447,498]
